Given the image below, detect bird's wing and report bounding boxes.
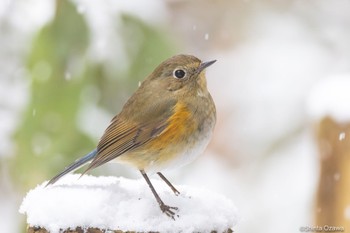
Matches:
[83,99,177,173]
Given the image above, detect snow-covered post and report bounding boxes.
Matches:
[307,75,350,229]
[20,175,237,233]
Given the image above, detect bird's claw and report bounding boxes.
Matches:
[160,204,179,220]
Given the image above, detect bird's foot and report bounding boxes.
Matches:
[160,203,179,220]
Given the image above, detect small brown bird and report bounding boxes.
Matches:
[46,54,217,219]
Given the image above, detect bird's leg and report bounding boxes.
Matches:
[140,170,178,219]
[157,172,180,196]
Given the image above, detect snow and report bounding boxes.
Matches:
[307,74,350,123]
[339,132,346,141]
[19,174,238,233]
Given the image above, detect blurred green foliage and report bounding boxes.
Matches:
[11,0,176,190]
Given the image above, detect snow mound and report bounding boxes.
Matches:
[20,174,238,233]
[307,74,350,123]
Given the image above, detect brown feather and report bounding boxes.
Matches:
[82,99,177,173]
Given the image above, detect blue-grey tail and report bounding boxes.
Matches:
[45,149,98,187]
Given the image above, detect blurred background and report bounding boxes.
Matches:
[1,0,350,232]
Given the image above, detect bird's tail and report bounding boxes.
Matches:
[45,149,98,187]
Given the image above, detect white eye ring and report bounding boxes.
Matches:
[173,69,186,79]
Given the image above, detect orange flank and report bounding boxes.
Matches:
[153,102,197,150]
[148,101,198,165]
[117,102,198,169]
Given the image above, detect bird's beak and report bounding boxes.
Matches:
[197,60,217,74]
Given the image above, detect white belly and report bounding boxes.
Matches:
[145,130,213,173]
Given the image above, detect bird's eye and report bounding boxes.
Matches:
[173,69,186,79]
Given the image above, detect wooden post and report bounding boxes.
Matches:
[314,116,350,229]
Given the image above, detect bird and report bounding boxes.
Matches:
[46,54,217,219]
